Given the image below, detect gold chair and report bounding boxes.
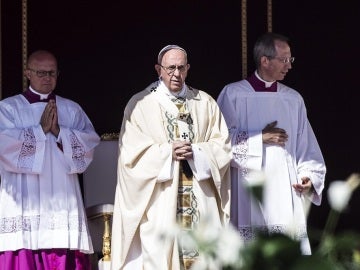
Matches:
[86,204,114,263]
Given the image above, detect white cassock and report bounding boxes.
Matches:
[0,94,100,253]
[217,79,326,255]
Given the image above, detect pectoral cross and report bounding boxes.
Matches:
[175,102,186,139]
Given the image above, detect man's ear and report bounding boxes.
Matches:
[155,64,161,76]
[261,56,270,67]
[24,69,31,80]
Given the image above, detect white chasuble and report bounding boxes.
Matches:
[111,81,231,270]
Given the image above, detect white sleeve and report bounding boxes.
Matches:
[187,144,211,181]
[157,144,175,182]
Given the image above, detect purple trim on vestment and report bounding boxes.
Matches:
[0,249,91,270]
[22,89,56,104]
[246,72,277,92]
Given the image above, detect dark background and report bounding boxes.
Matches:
[1,0,359,239]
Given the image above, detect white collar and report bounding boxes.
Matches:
[29,86,51,100]
[255,71,276,88]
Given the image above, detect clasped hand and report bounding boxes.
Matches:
[40,99,60,137]
[172,140,193,161]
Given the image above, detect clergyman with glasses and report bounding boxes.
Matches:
[0,50,100,269]
[217,32,326,255]
[111,45,231,269]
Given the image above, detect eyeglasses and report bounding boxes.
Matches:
[160,64,188,75]
[28,69,59,78]
[268,56,295,64]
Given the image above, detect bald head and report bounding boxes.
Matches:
[27,50,57,68]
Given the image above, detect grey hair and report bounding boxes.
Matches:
[253,32,289,68]
[157,45,187,64]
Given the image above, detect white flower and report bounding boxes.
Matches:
[246,170,266,187]
[328,180,352,212]
[178,230,198,251]
[157,221,180,244]
[216,224,244,266]
[193,216,221,244]
[327,174,360,212]
[191,255,220,270]
[174,213,245,270]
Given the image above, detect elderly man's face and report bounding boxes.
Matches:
[25,53,58,94]
[156,49,190,93]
